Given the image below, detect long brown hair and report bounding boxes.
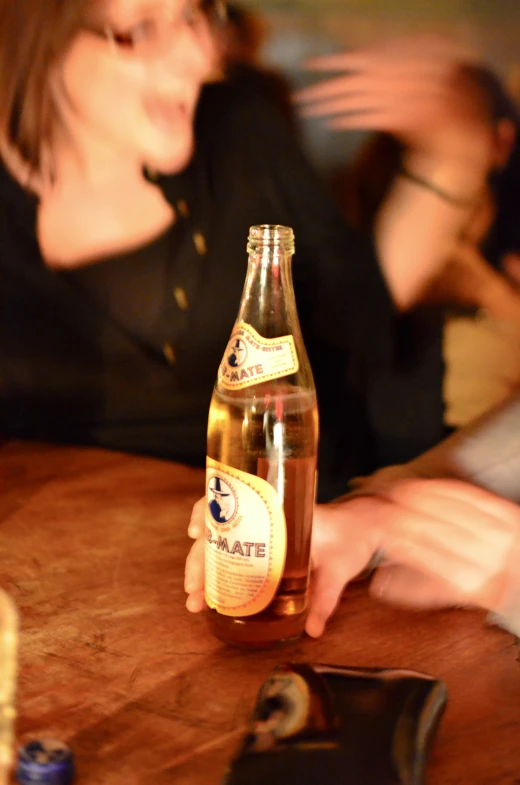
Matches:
[0,0,92,178]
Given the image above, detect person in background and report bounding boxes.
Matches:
[327,64,520,465]
[429,68,520,431]
[0,4,497,502]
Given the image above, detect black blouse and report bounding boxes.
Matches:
[0,80,435,501]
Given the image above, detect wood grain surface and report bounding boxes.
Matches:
[1,440,519,784]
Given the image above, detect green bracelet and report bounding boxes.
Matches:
[399,165,478,208]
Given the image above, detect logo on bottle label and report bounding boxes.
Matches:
[218,322,298,390]
[205,457,287,617]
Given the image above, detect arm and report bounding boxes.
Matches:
[355,392,520,503]
[296,37,495,309]
[423,242,520,322]
[374,147,489,310]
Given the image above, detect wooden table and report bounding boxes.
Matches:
[1,440,519,784]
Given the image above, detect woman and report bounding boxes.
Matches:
[0,3,495,500]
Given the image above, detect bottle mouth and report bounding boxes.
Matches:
[247,224,295,254]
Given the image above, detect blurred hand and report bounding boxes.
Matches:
[367,478,520,614]
[294,35,493,169]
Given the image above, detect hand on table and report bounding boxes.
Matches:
[365,478,520,614]
[300,478,519,635]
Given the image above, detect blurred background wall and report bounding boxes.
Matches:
[237,0,520,173]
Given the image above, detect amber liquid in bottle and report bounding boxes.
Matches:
[205,225,319,648]
[206,384,318,646]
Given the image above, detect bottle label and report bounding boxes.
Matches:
[218,322,299,391]
[204,457,287,617]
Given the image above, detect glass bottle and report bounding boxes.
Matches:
[205,225,319,647]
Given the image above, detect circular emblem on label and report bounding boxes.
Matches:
[227,337,247,368]
[207,475,237,525]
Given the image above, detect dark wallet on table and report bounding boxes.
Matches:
[222,662,447,785]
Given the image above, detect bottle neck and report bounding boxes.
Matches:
[237,246,301,340]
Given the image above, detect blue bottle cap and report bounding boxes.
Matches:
[16,738,75,785]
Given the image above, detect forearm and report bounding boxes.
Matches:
[375,152,488,310]
[402,393,520,502]
[489,529,520,638]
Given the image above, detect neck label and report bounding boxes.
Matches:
[218,322,298,391]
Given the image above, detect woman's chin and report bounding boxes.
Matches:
[147,138,195,176]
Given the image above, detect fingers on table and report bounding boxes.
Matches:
[188,496,206,539]
[186,590,207,613]
[305,560,349,638]
[307,521,378,637]
[184,536,205,595]
[369,563,467,609]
